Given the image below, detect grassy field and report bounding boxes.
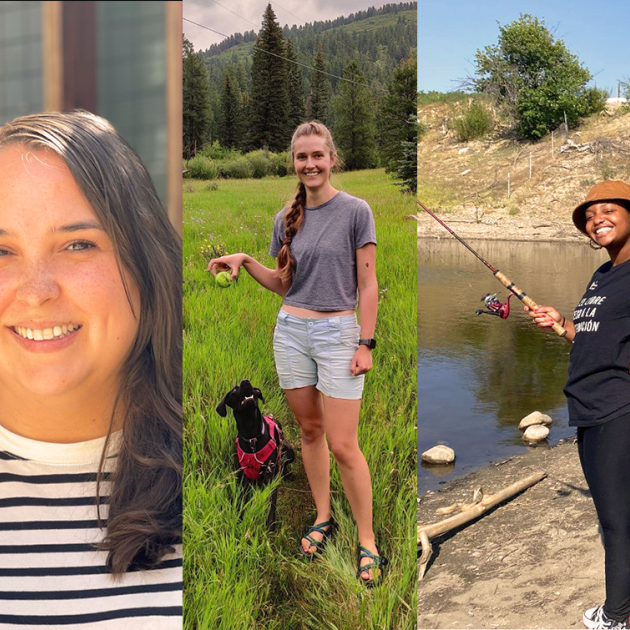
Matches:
[183,170,417,630]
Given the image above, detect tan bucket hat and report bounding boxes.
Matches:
[572,180,630,234]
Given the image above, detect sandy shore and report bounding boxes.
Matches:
[418,438,605,629]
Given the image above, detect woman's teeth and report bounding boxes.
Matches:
[13,324,80,341]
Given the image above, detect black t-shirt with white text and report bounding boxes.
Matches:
[565,258,630,426]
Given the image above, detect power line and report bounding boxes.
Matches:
[208,0,259,29]
[183,17,388,93]
[269,1,307,27]
[270,1,366,60]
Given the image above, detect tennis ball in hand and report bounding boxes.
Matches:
[215,271,232,288]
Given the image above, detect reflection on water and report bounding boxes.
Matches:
[418,239,608,493]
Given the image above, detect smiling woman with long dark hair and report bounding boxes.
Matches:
[0,111,182,628]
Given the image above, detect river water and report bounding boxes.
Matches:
[417,238,608,493]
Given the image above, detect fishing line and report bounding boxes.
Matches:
[417,199,568,338]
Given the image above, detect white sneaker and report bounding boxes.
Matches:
[583,606,630,629]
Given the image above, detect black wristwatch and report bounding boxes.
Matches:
[359,338,377,350]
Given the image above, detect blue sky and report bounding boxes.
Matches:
[419,0,629,95]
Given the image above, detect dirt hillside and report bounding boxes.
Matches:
[417,100,630,241]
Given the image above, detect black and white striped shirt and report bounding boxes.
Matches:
[0,425,182,629]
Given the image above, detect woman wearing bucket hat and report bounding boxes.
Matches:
[527,180,630,629]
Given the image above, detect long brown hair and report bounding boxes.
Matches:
[276,121,338,282]
[0,111,182,574]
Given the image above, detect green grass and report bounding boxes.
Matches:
[183,170,417,630]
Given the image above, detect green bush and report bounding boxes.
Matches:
[219,157,254,179]
[188,145,292,180]
[245,150,273,179]
[453,100,493,141]
[199,141,239,161]
[185,156,219,180]
[579,87,608,117]
[271,151,289,177]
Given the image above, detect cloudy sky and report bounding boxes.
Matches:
[183,1,397,50]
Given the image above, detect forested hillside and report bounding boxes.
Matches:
[197,3,417,143]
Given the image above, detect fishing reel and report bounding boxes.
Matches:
[475,292,512,319]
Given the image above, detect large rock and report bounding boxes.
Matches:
[519,411,553,430]
[421,445,456,465]
[523,425,550,442]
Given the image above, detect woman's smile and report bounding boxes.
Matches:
[11,322,81,340]
[585,202,630,251]
[8,322,82,353]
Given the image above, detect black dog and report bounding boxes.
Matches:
[216,379,295,528]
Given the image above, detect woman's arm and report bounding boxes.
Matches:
[351,243,378,376]
[524,305,575,342]
[208,254,291,297]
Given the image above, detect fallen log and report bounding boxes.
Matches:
[418,470,547,580]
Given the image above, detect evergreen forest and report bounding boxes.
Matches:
[183,2,417,190]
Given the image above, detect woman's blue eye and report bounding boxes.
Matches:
[67,240,96,252]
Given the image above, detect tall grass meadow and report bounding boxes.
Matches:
[183,170,417,629]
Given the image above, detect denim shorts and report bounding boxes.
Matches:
[272,310,364,399]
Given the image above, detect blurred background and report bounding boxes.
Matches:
[0,0,182,230]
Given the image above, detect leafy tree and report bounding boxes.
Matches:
[183,36,211,159]
[218,71,243,149]
[308,42,331,123]
[474,15,607,139]
[333,61,378,170]
[286,39,305,131]
[380,55,417,172]
[247,4,290,151]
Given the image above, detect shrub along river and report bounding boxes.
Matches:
[417,238,608,493]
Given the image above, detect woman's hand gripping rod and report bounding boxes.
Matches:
[417,199,567,338]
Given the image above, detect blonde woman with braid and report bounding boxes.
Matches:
[209,121,386,586]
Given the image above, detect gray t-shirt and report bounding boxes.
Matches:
[269,191,377,311]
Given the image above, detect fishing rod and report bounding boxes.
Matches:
[417,199,567,338]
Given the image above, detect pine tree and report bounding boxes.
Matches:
[218,71,243,149]
[247,4,291,151]
[395,114,417,194]
[286,39,305,131]
[380,55,417,172]
[333,61,378,170]
[183,36,211,159]
[308,42,331,123]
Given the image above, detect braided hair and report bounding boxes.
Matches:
[276,121,338,282]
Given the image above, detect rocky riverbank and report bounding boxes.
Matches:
[418,438,604,629]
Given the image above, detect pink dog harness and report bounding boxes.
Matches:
[236,415,281,481]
